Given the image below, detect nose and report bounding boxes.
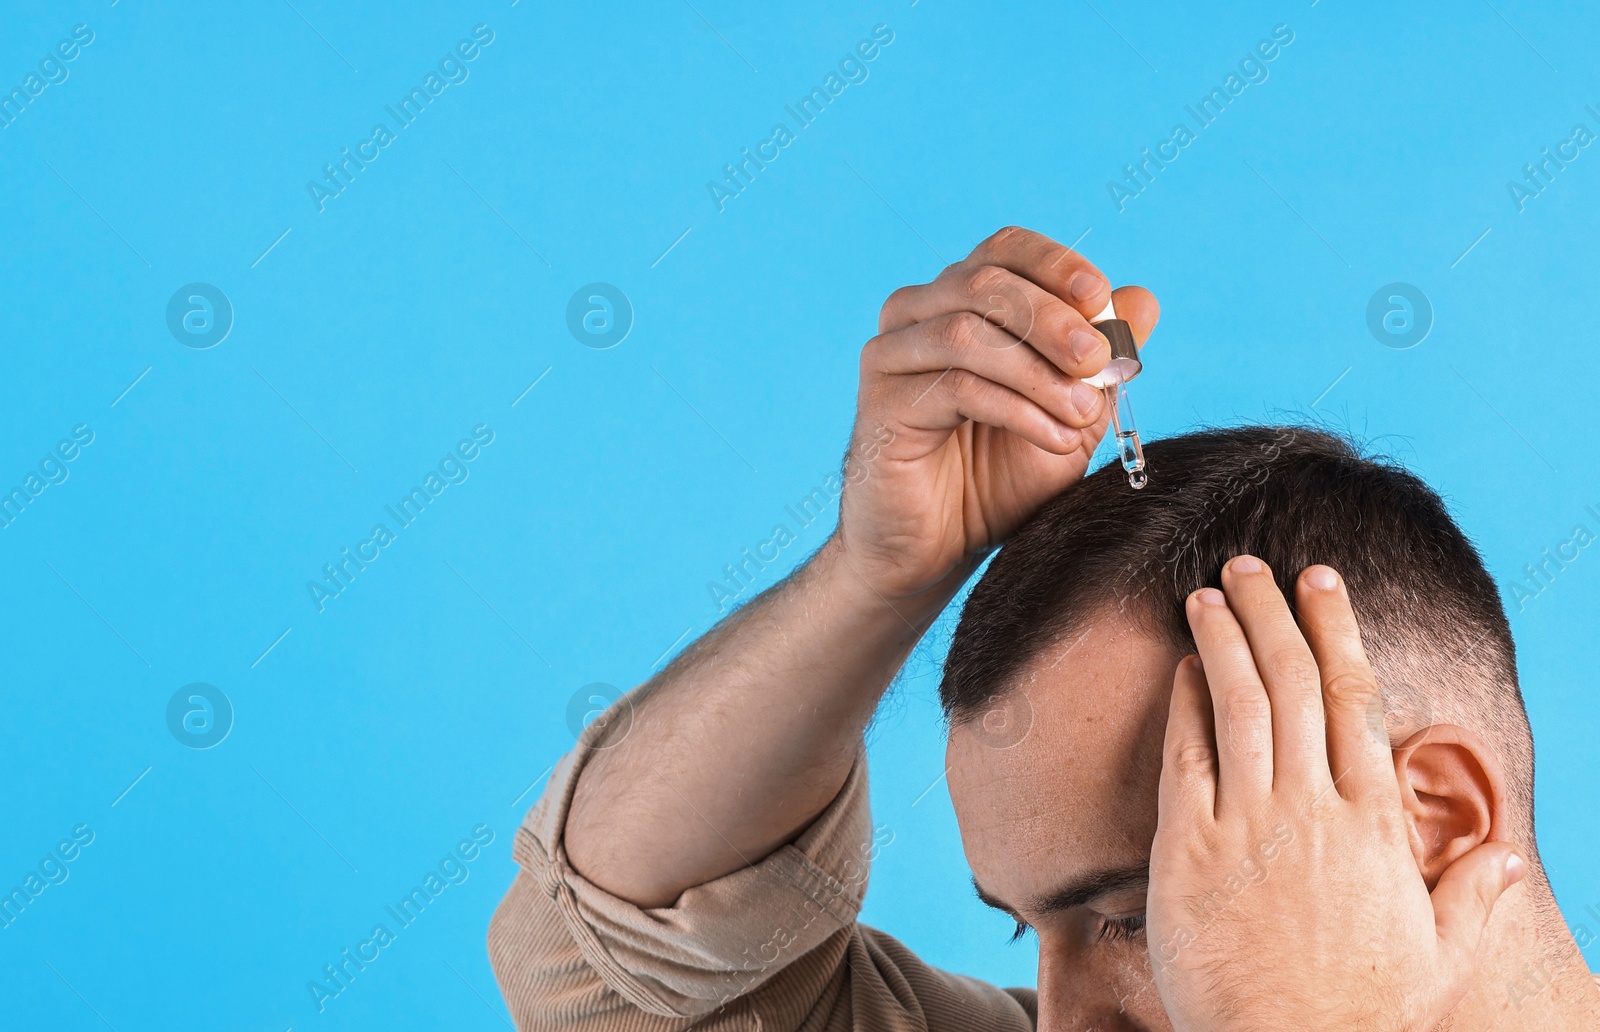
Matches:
[1034,941,1154,1032]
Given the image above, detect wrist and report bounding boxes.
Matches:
[810,533,974,641]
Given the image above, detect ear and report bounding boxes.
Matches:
[1392,724,1509,891]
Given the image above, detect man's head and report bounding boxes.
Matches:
[940,425,1540,1029]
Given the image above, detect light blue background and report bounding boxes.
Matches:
[2,1,1597,1027]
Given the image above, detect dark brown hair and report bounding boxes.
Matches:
[941,425,1535,836]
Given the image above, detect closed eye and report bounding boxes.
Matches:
[1007,918,1031,944]
[1096,913,1147,944]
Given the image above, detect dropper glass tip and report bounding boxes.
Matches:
[1103,381,1148,490]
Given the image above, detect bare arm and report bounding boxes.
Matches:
[565,538,967,908]
[566,226,1160,908]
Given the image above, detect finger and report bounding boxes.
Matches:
[964,225,1114,320]
[1296,565,1393,802]
[1158,654,1218,824]
[864,314,1103,428]
[1186,587,1274,810]
[1110,285,1160,345]
[875,367,1082,456]
[1220,556,1331,794]
[878,264,1112,382]
[1432,844,1526,983]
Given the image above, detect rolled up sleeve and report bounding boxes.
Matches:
[487,717,1036,1032]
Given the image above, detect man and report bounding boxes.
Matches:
[488,228,1575,1029]
[942,425,1599,1029]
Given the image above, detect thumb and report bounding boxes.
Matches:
[1432,842,1526,965]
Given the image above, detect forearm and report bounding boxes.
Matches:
[563,227,1137,911]
[564,534,968,908]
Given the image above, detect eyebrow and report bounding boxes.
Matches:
[972,862,1150,918]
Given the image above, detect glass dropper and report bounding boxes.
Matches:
[1083,297,1148,490]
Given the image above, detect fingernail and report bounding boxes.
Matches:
[1229,555,1264,574]
[1305,566,1339,591]
[1192,587,1226,606]
[1068,328,1106,366]
[1505,853,1527,888]
[1069,271,1103,304]
[1068,381,1102,423]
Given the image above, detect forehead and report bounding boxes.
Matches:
[946,607,1185,909]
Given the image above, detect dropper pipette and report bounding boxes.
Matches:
[1083,297,1148,490]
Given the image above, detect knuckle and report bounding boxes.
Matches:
[984,225,1028,252]
[878,285,915,330]
[1323,669,1377,708]
[1033,293,1074,333]
[940,311,986,353]
[962,264,1010,304]
[1265,647,1319,686]
[943,368,979,402]
[858,333,887,372]
[1171,742,1216,779]
[1222,688,1272,725]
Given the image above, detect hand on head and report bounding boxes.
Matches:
[1147,555,1527,1032]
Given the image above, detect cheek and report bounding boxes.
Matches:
[1107,961,1173,1030]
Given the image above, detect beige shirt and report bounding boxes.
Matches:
[488,720,1037,1030]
